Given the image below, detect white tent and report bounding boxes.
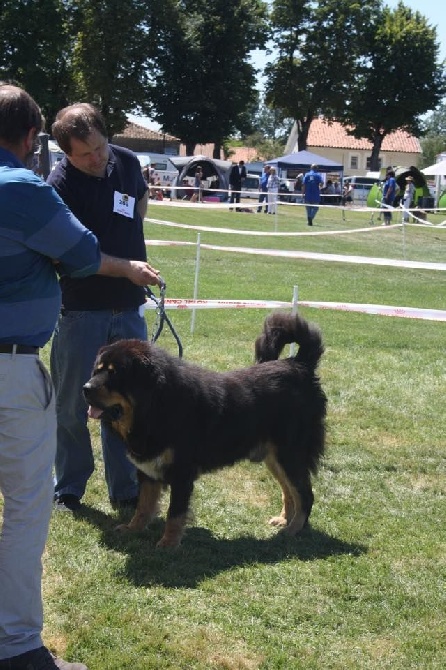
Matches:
[421,160,446,205]
[421,159,446,176]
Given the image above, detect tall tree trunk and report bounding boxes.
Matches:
[295,114,315,152]
[370,131,385,171]
[185,142,196,156]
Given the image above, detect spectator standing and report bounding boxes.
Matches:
[321,179,335,205]
[47,103,159,513]
[229,160,246,211]
[402,175,415,223]
[257,164,270,213]
[302,164,323,226]
[333,180,341,205]
[267,166,280,215]
[381,169,397,225]
[341,182,354,206]
[190,165,203,203]
[0,83,158,670]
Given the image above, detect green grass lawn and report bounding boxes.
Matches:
[5,201,446,669]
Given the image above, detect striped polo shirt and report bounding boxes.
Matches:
[0,147,101,347]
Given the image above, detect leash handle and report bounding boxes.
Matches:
[144,279,183,358]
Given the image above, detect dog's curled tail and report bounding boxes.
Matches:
[255,312,324,369]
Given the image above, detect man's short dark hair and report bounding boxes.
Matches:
[52,103,107,155]
[0,83,42,145]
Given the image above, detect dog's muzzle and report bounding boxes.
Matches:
[83,384,123,422]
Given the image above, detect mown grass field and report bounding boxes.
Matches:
[5,200,446,669]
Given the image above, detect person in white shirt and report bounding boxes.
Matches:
[267,167,280,215]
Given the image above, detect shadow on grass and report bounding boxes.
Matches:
[77,504,366,588]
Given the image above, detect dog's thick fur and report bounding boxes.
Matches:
[83,312,327,547]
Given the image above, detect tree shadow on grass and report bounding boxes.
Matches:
[77,504,366,589]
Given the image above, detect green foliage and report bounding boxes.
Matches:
[147,0,269,154]
[70,0,151,136]
[266,0,446,163]
[421,102,446,136]
[265,0,382,149]
[419,102,446,166]
[340,2,446,170]
[419,134,446,168]
[0,0,73,130]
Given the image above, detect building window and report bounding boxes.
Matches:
[350,155,358,170]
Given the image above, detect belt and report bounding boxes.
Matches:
[0,344,39,355]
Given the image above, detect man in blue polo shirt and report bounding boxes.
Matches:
[0,84,159,670]
[302,164,323,226]
[47,103,155,513]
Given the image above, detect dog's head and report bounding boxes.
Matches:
[83,338,156,440]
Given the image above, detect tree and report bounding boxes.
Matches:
[0,0,73,130]
[70,0,152,136]
[421,103,446,137]
[419,103,446,167]
[147,0,269,156]
[246,102,293,141]
[338,2,446,171]
[265,0,381,151]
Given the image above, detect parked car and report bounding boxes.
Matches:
[240,174,260,199]
[342,176,380,205]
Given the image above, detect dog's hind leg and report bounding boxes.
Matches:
[264,450,309,535]
[115,477,162,532]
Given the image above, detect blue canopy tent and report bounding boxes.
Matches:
[266,150,344,174]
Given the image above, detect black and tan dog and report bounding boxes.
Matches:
[83,312,327,547]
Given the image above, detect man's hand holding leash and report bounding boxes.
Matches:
[98,254,161,286]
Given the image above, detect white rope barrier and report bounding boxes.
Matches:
[146,239,446,271]
[146,216,402,237]
[149,193,446,225]
[142,297,446,322]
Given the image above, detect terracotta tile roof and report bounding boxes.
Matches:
[226,147,265,163]
[308,118,421,153]
[114,122,179,142]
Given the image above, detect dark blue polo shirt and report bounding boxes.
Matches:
[47,144,148,310]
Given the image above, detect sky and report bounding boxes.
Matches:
[130,0,446,131]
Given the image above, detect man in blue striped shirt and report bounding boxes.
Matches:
[0,83,159,670]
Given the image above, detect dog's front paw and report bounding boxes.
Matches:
[269,515,288,527]
[156,535,181,548]
[114,518,148,532]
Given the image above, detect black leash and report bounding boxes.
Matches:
[144,278,183,358]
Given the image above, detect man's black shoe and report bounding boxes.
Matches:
[0,645,88,669]
[54,494,81,512]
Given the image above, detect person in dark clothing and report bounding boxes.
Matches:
[47,103,160,514]
[229,160,246,211]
